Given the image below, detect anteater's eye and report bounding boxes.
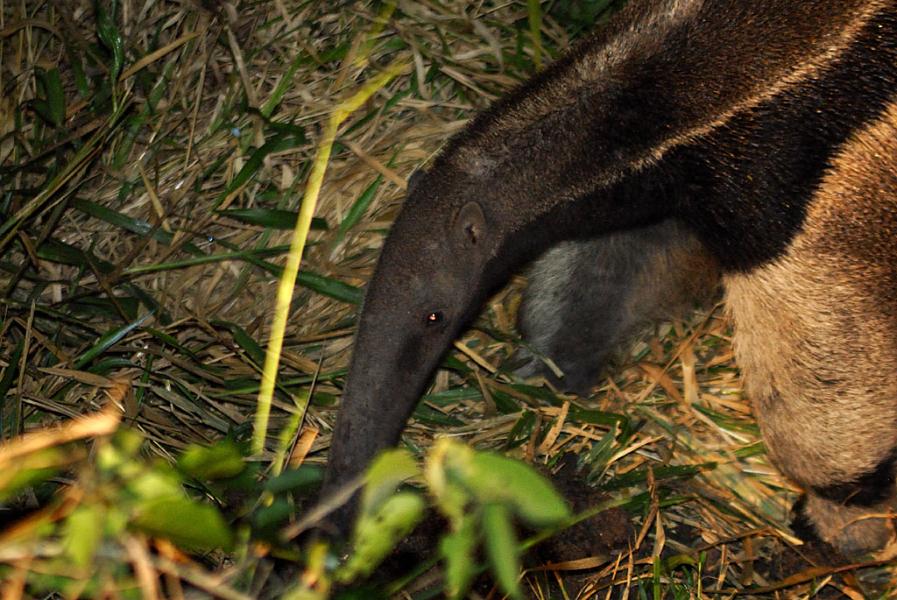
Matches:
[425,311,444,326]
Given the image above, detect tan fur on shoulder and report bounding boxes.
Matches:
[725,100,897,553]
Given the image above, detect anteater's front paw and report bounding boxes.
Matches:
[510,348,604,396]
[794,493,896,559]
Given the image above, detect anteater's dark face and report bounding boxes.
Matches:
[324,171,497,506]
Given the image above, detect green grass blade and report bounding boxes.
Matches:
[0,101,130,254]
[296,270,363,305]
[74,312,154,369]
[95,3,125,80]
[527,0,543,70]
[0,338,25,439]
[330,174,382,250]
[41,68,66,128]
[218,208,328,231]
[483,503,522,600]
[216,132,307,208]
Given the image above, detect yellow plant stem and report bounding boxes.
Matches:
[253,59,409,457]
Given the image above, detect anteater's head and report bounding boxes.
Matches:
[323,164,519,521]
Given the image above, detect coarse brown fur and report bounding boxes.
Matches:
[725,100,897,554]
[323,0,897,557]
[518,221,719,394]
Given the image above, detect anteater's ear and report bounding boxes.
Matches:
[453,201,487,250]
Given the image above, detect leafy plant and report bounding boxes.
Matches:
[331,439,571,599]
[0,422,236,594]
[0,413,579,598]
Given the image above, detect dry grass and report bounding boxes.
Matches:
[0,0,895,597]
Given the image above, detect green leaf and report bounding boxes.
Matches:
[297,270,363,305]
[65,44,90,97]
[361,449,420,516]
[217,132,307,207]
[264,465,324,495]
[260,52,311,118]
[218,208,328,231]
[691,403,761,434]
[95,3,125,80]
[252,497,294,534]
[37,238,114,272]
[196,238,362,304]
[88,357,136,374]
[339,491,425,582]
[213,320,265,366]
[489,389,521,414]
[505,410,536,450]
[0,447,69,502]
[126,470,183,501]
[734,441,766,459]
[144,327,197,359]
[41,68,66,127]
[63,505,104,568]
[133,496,233,550]
[71,198,201,253]
[568,405,630,431]
[598,463,713,492]
[465,452,571,526]
[74,311,154,368]
[0,338,25,431]
[508,382,564,407]
[586,428,619,482]
[331,175,382,248]
[69,296,140,321]
[413,402,465,427]
[422,388,482,406]
[482,503,522,600]
[441,515,479,600]
[31,99,55,127]
[527,0,543,70]
[664,554,699,571]
[429,440,570,531]
[178,441,246,481]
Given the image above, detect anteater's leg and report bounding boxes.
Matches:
[727,263,897,555]
[725,102,897,556]
[518,219,719,394]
